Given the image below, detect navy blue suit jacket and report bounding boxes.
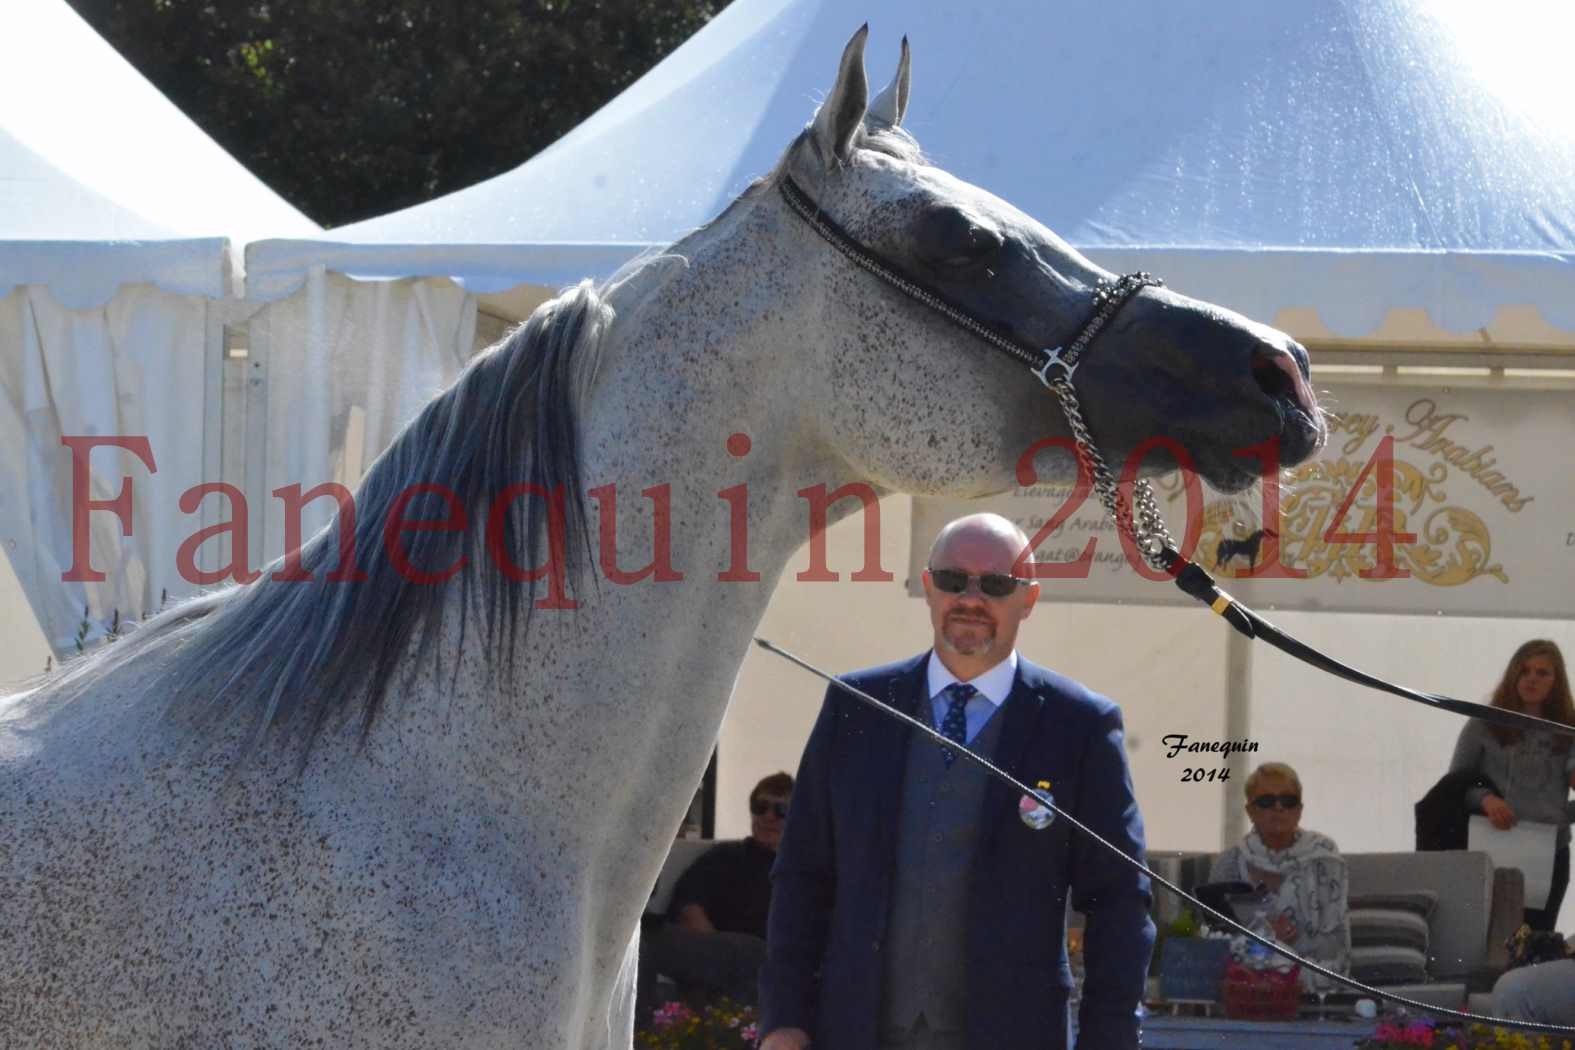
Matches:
[760,653,1155,1050]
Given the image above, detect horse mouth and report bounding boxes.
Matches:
[1194,398,1325,495]
[1230,345,1327,488]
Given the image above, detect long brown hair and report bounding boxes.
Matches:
[1489,639,1574,750]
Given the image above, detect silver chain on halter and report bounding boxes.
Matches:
[778,176,1175,569]
[1031,273,1175,571]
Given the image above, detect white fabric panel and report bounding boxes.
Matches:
[0,285,211,654]
[247,275,477,567]
[245,0,1575,335]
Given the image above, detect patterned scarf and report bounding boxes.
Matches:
[1225,829,1350,978]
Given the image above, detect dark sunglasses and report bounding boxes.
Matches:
[929,568,1031,598]
[1250,793,1302,811]
[750,799,789,818]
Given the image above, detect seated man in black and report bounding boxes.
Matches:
[646,772,792,1007]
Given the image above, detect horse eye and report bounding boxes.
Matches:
[914,207,1003,270]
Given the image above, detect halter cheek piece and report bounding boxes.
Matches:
[779,175,1176,566]
[773,173,1575,1037]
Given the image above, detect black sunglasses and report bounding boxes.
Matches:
[751,799,789,818]
[1250,793,1302,811]
[929,568,1031,598]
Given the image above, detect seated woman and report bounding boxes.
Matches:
[1209,761,1350,986]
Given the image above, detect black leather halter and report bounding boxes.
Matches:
[779,175,1159,389]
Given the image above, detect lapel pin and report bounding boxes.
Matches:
[1019,779,1055,830]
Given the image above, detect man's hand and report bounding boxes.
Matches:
[759,1027,811,1050]
[1483,794,1518,830]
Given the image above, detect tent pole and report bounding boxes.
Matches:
[1220,627,1253,847]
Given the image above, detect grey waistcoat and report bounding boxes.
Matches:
[879,704,1008,1037]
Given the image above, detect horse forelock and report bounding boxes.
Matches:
[779,124,925,177]
[33,280,615,765]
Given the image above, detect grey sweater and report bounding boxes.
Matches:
[1449,719,1575,846]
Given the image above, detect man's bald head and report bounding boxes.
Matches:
[928,513,1034,573]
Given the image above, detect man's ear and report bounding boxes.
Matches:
[868,36,911,128]
[810,25,870,169]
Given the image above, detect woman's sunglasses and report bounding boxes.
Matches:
[929,568,1031,598]
[751,799,789,818]
[1250,793,1302,811]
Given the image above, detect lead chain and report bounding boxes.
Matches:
[1047,378,1176,570]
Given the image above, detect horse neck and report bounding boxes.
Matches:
[364,198,873,776]
[570,194,865,634]
[516,195,875,673]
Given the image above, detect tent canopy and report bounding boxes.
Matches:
[247,0,1575,336]
[0,0,317,305]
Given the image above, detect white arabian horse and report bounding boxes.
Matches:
[1,30,1324,1049]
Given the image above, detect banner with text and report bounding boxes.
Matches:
[909,380,1574,618]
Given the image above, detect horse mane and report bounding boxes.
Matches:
[26,122,926,761]
[30,280,614,760]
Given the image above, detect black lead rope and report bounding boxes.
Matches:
[1161,550,1575,741]
[754,636,1575,1038]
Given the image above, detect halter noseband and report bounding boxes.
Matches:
[778,174,1175,567]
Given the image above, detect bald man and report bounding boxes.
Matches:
[760,513,1154,1050]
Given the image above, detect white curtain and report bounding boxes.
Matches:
[0,283,212,654]
[245,272,477,567]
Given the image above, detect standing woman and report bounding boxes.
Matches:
[1450,639,1575,931]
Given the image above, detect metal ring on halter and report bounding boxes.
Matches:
[1031,347,1075,389]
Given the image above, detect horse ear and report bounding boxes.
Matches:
[811,25,870,167]
[868,36,911,128]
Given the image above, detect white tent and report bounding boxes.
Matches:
[0,0,318,665]
[247,0,1575,342]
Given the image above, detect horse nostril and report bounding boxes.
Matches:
[1252,352,1293,399]
[1251,349,1314,416]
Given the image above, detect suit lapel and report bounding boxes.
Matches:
[980,664,1049,854]
[871,655,930,871]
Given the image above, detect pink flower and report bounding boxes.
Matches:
[741,1023,759,1042]
[652,1001,696,1030]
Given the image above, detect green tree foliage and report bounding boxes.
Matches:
[68,0,729,227]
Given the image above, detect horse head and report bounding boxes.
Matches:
[777,28,1324,498]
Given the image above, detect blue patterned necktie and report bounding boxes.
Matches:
[939,682,976,768]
